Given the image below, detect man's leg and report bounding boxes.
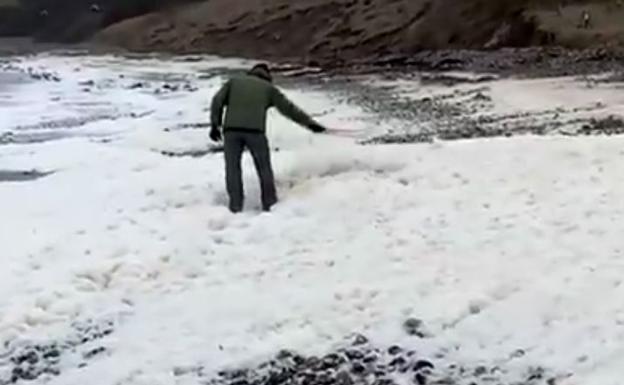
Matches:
[245,133,277,211]
[223,132,245,213]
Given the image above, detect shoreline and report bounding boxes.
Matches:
[2,37,624,80]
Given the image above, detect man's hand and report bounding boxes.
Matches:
[308,123,326,133]
[210,125,222,142]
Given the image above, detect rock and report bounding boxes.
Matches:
[265,369,292,385]
[128,82,146,89]
[16,349,39,365]
[42,347,60,360]
[373,379,395,385]
[473,366,487,376]
[473,92,492,101]
[277,350,294,360]
[320,353,343,369]
[527,367,545,381]
[350,362,366,374]
[185,337,555,385]
[351,334,369,346]
[83,346,106,359]
[335,370,353,385]
[389,356,407,368]
[414,372,428,385]
[345,349,364,360]
[305,356,321,370]
[174,366,201,377]
[402,318,425,337]
[468,302,483,315]
[363,353,378,363]
[387,345,402,355]
[162,83,178,91]
[293,354,306,366]
[413,360,435,372]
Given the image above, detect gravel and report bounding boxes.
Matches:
[173,333,560,385]
[0,319,114,384]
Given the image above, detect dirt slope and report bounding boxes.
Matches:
[0,0,200,42]
[95,0,624,64]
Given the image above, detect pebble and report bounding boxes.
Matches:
[0,319,115,384]
[352,334,369,346]
[402,318,425,337]
[387,345,402,355]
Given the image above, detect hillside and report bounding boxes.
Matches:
[0,0,198,42]
[94,0,624,64]
[1,0,624,63]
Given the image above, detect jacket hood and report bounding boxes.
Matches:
[249,64,273,82]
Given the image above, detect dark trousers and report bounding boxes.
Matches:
[224,130,277,212]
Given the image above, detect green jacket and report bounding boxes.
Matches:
[211,73,321,133]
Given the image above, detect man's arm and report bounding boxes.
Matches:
[270,87,326,133]
[210,80,231,129]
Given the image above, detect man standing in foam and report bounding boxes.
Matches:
[210,64,327,213]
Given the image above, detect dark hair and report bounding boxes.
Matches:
[249,63,272,82]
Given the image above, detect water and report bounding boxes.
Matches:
[0,169,54,182]
[0,70,31,102]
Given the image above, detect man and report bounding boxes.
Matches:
[210,64,326,213]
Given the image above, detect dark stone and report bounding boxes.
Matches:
[527,367,545,381]
[363,354,378,363]
[350,362,366,374]
[335,370,353,385]
[265,369,292,385]
[413,360,435,372]
[389,356,407,367]
[83,346,106,359]
[351,334,369,346]
[473,366,487,376]
[387,345,402,355]
[162,83,178,91]
[43,367,61,376]
[414,373,427,385]
[473,92,492,101]
[305,356,321,370]
[43,347,61,360]
[373,379,396,385]
[316,371,333,385]
[277,350,294,360]
[345,350,364,360]
[26,350,40,365]
[320,353,344,369]
[293,354,306,366]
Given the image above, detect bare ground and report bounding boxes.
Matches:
[94,0,624,66]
